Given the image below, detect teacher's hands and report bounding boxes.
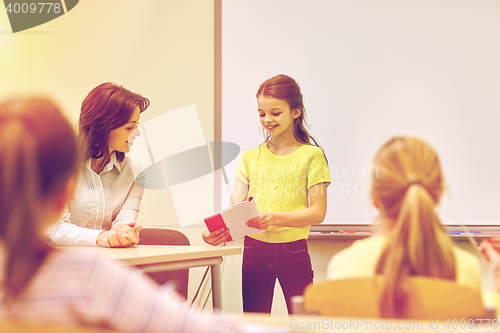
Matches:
[96,221,142,248]
[202,228,230,246]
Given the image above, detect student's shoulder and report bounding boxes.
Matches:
[453,245,480,269]
[327,236,386,279]
[344,236,386,254]
[331,236,384,264]
[452,245,482,291]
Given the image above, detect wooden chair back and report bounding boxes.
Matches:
[304,276,485,319]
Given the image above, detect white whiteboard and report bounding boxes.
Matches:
[221,0,500,225]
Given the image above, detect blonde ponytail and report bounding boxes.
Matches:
[373,137,455,318]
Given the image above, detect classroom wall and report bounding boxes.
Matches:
[0,0,220,311]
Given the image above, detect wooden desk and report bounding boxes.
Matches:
[96,245,241,309]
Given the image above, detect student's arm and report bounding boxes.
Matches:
[86,253,241,333]
[202,180,249,246]
[481,240,500,291]
[246,182,328,229]
[479,240,500,317]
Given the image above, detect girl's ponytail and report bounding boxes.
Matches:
[373,137,455,318]
[0,98,79,302]
[0,120,50,300]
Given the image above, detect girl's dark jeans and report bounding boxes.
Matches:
[242,236,314,314]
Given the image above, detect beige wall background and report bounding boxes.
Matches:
[0,0,233,313]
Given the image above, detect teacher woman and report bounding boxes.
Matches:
[49,82,149,247]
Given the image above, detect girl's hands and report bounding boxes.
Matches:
[202,228,230,246]
[246,212,274,230]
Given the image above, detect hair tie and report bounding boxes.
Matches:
[406,179,424,191]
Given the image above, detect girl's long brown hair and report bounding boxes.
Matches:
[257,74,327,162]
[0,97,79,302]
[372,137,455,318]
[79,82,149,169]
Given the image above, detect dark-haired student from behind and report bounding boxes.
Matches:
[0,96,240,333]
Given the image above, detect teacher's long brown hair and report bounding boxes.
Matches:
[79,82,149,170]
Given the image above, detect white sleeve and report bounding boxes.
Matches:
[112,161,145,226]
[48,209,103,246]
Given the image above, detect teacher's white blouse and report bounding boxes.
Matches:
[49,153,144,246]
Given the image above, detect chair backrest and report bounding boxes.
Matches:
[138,228,190,246]
[304,276,485,319]
[138,228,190,298]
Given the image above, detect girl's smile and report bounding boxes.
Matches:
[257,95,299,140]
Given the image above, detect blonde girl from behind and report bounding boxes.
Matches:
[327,137,482,318]
[373,137,456,317]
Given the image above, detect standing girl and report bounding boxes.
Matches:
[203,74,331,313]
